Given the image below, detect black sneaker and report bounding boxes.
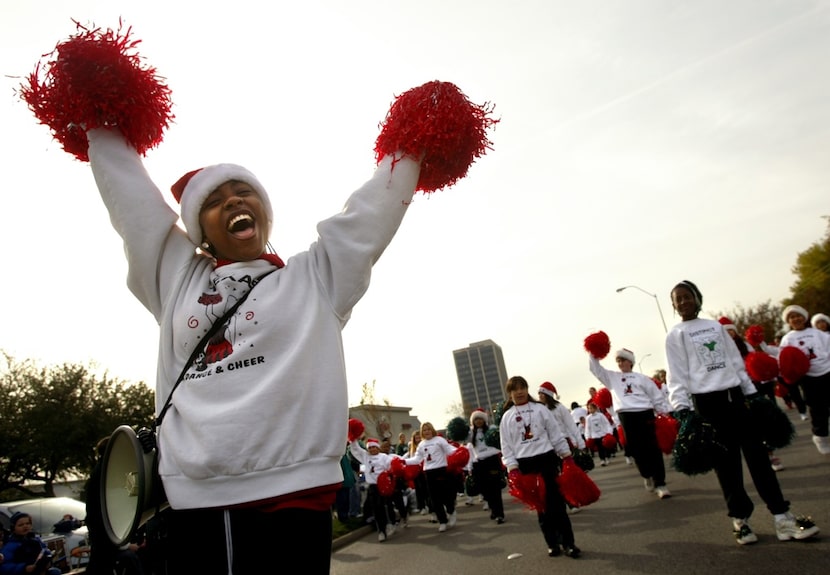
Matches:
[548,546,561,557]
[496,517,505,524]
[563,545,581,559]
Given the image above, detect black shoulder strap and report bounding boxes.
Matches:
[154,268,276,429]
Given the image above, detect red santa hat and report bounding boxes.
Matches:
[615,348,636,364]
[170,165,273,246]
[718,316,737,332]
[469,408,489,425]
[365,438,380,449]
[538,381,559,399]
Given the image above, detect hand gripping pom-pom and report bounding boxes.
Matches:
[20,21,174,162]
[779,346,810,384]
[592,387,613,410]
[557,458,600,508]
[671,412,726,476]
[745,325,765,347]
[374,80,498,192]
[584,331,611,359]
[347,418,365,443]
[745,351,779,382]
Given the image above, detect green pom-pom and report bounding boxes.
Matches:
[446,416,470,441]
[746,395,796,449]
[671,412,726,476]
[484,427,501,449]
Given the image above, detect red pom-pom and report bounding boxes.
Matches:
[774,382,790,398]
[616,425,626,449]
[507,469,546,512]
[374,80,498,192]
[557,458,601,508]
[592,388,613,410]
[389,457,406,478]
[403,463,421,487]
[585,438,597,452]
[654,414,679,454]
[347,418,365,443]
[20,21,173,161]
[779,346,810,384]
[447,446,470,473]
[744,325,765,347]
[745,352,779,382]
[377,471,395,498]
[584,331,611,359]
[601,433,617,451]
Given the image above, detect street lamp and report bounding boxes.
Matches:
[616,285,668,333]
[638,353,652,373]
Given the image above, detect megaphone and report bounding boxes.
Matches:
[100,425,169,546]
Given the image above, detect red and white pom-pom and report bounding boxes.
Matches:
[20,21,173,162]
[592,387,613,410]
[745,351,779,382]
[374,80,498,192]
[584,331,611,359]
[377,471,395,498]
[616,425,627,448]
[557,458,601,508]
[507,469,546,512]
[601,433,617,451]
[654,413,679,455]
[779,346,810,384]
[447,446,471,473]
[347,418,365,443]
[744,325,766,347]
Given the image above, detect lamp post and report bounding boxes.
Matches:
[638,353,652,374]
[616,285,668,333]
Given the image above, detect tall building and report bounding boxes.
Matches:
[453,339,508,417]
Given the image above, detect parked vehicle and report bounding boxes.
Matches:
[0,497,89,567]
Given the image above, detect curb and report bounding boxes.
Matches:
[332,525,373,551]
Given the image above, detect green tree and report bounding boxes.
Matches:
[712,300,785,343]
[0,352,155,498]
[785,217,830,316]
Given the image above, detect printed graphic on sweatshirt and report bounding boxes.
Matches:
[688,325,727,373]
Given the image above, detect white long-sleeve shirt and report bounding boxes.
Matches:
[349,442,399,485]
[583,411,614,440]
[665,317,756,411]
[778,327,830,377]
[499,401,570,469]
[548,403,586,449]
[589,355,670,414]
[467,427,501,462]
[88,128,419,509]
[404,436,456,471]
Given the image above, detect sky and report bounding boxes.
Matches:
[2,0,829,427]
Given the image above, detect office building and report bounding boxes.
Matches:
[453,339,508,417]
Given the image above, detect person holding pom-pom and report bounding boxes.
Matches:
[348,438,402,543]
[22,23,496,575]
[404,422,460,532]
[466,408,506,524]
[499,376,582,559]
[666,280,819,546]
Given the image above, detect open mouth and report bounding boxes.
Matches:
[227,213,256,239]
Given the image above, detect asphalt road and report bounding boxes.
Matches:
[331,410,829,575]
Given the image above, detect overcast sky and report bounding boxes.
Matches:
[2,0,828,427]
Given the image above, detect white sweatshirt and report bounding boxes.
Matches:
[548,403,586,450]
[349,442,399,485]
[589,355,670,414]
[88,128,419,509]
[665,317,756,411]
[404,436,456,471]
[499,402,570,469]
[583,411,614,440]
[778,327,830,377]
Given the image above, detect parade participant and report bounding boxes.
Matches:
[404,423,459,532]
[467,409,506,523]
[666,280,819,545]
[349,438,401,542]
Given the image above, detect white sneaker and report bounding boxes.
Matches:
[775,512,820,541]
[655,486,672,499]
[800,413,809,421]
[378,531,387,542]
[600,459,608,467]
[438,523,447,532]
[770,457,785,472]
[448,511,457,528]
[482,502,489,511]
[733,519,758,545]
[465,497,474,506]
[644,478,655,492]
[420,508,428,515]
[812,435,830,455]
[568,506,581,514]
[625,457,633,465]
[401,516,409,528]
[385,523,396,537]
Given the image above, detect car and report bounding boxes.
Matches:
[0,496,89,568]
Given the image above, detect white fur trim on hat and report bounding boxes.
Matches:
[365,438,380,449]
[615,348,636,364]
[782,305,809,323]
[469,409,489,426]
[179,164,273,246]
[811,313,830,329]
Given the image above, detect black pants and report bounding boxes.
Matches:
[159,506,332,575]
[518,451,574,549]
[619,410,666,487]
[799,372,830,436]
[365,484,393,533]
[472,455,505,519]
[693,387,789,519]
[424,467,456,524]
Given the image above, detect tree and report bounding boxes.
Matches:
[0,352,155,498]
[785,217,830,316]
[712,300,785,343]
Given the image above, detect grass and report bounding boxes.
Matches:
[332,516,367,539]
